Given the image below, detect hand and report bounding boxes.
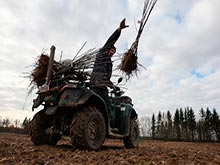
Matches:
[119,18,129,30]
[112,85,120,91]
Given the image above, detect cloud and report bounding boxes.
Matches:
[123,0,220,117]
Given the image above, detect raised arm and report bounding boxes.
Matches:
[103,18,129,48]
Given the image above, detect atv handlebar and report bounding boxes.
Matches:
[109,77,124,96]
[110,86,124,97]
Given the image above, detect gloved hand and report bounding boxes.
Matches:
[112,85,120,91]
[108,83,120,91]
[119,18,129,30]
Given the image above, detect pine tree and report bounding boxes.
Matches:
[161,112,166,140]
[167,110,172,140]
[179,108,185,139]
[198,107,206,141]
[174,109,181,140]
[200,108,206,118]
[204,108,212,141]
[184,107,190,141]
[211,108,220,141]
[156,111,162,139]
[188,107,196,141]
[151,113,156,139]
[196,120,203,141]
[22,117,31,130]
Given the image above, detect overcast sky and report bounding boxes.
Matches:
[0,0,220,123]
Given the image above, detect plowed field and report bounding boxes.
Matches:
[0,133,220,164]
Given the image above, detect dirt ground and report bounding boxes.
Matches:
[0,133,220,165]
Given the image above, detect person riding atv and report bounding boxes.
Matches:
[90,18,129,118]
[29,19,139,151]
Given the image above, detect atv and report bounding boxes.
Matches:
[29,46,139,150]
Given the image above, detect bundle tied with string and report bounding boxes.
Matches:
[119,0,158,79]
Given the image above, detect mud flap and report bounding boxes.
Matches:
[111,103,132,135]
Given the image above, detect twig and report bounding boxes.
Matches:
[119,0,158,79]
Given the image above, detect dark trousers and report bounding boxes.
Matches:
[91,87,111,116]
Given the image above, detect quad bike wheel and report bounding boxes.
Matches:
[70,106,106,150]
[30,110,61,146]
[123,118,139,148]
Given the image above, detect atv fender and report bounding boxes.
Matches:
[111,103,137,136]
[58,86,109,131]
[58,86,107,112]
[59,87,89,107]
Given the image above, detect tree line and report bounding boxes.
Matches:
[0,117,31,134]
[140,107,220,142]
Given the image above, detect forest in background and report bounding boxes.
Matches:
[0,117,31,134]
[1,107,219,142]
[139,107,220,142]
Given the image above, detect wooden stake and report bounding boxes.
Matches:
[45,45,56,85]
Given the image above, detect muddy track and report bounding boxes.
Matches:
[0,133,220,164]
